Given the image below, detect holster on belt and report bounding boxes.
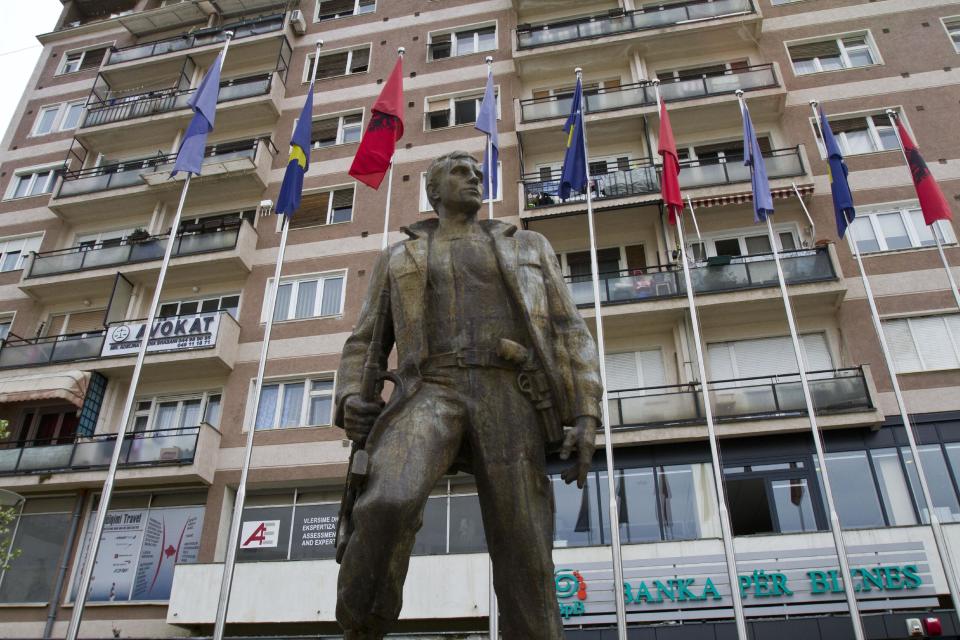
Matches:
[497,338,564,447]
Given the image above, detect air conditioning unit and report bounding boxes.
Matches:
[290,9,307,35]
[159,447,182,461]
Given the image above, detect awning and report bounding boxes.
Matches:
[691,184,815,209]
[211,0,290,17]
[0,371,91,409]
[118,1,214,36]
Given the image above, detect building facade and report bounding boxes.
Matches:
[0,0,959,638]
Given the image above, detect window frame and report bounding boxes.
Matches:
[723,456,827,535]
[310,109,364,149]
[129,391,222,434]
[785,30,881,76]
[248,374,337,431]
[55,44,110,76]
[424,86,500,132]
[285,185,356,230]
[4,165,59,201]
[265,270,348,322]
[883,313,960,374]
[0,234,43,272]
[32,99,86,136]
[427,22,498,61]
[314,0,376,22]
[847,201,956,254]
[686,223,801,260]
[942,16,960,53]
[302,45,371,83]
[157,293,241,320]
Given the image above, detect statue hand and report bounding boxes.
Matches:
[559,416,598,489]
[343,394,384,444]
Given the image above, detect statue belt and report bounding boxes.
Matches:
[424,347,529,371]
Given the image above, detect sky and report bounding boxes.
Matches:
[0,0,67,141]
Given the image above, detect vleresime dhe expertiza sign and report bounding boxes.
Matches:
[101,312,221,357]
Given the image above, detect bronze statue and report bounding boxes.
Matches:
[334,151,603,639]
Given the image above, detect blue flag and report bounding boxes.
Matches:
[474,70,499,201]
[740,101,774,222]
[559,78,586,200]
[276,83,315,217]
[819,106,856,238]
[172,53,223,177]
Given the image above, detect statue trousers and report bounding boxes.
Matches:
[336,365,563,640]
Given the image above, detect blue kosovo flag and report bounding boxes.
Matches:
[172,53,223,177]
[559,78,586,200]
[740,100,774,222]
[819,106,856,238]
[474,70,499,201]
[276,83,315,216]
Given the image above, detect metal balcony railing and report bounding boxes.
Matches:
[608,367,872,428]
[0,426,200,476]
[678,146,804,189]
[516,0,754,50]
[564,246,835,306]
[82,73,274,128]
[106,13,285,65]
[26,220,246,278]
[55,137,274,199]
[519,64,777,122]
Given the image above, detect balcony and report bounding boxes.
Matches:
[608,367,878,430]
[565,246,836,307]
[516,0,754,51]
[519,64,777,123]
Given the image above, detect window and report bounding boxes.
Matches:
[848,203,955,254]
[311,112,362,148]
[32,100,85,135]
[238,489,344,561]
[689,227,797,261]
[271,272,345,321]
[883,314,960,373]
[708,333,833,380]
[429,25,496,60]
[605,349,666,391]
[305,46,370,81]
[291,187,354,229]
[724,460,822,535]
[158,294,240,319]
[71,493,205,602]
[253,376,335,430]
[813,111,899,156]
[426,89,497,130]
[943,17,960,52]
[130,392,221,432]
[418,163,502,212]
[0,498,75,604]
[0,235,42,272]
[315,0,375,22]
[788,32,878,75]
[820,449,918,529]
[0,316,11,341]
[7,168,57,200]
[57,47,107,75]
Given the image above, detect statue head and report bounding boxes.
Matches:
[424,151,483,217]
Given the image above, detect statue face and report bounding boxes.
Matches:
[433,156,483,216]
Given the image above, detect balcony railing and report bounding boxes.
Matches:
[106,13,285,65]
[565,246,834,306]
[609,367,872,428]
[519,64,776,122]
[82,73,274,128]
[0,331,105,369]
[523,147,805,211]
[516,0,754,50]
[27,219,246,278]
[0,427,199,476]
[55,137,272,199]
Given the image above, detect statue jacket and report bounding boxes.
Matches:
[334,218,603,431]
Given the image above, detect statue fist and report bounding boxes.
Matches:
[559,416,599,489]
[342,394,384,444]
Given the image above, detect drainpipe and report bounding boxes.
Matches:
[44,492,85,639]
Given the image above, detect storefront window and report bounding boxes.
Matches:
[725,461,822,535]
[823,451,886,528]
[870,448,917,526]
[902,445,960,524]
[554,475,603,547]
[0,498,74,603]
[238,490,341,562]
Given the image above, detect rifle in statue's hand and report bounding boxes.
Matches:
[336,285,400,564]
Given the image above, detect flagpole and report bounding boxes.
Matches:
[811,99,960,619]
[734,90,866,640]
[884,109,960,312]
[792,181,816,240]
[485,55,495,221]
[486,61,498,640]
[575,67,627,640]
[63,32,234,640]
[685,195,702,242]
[655,81,748,640]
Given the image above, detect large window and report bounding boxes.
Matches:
[429,25,496,60]
[238,489,342,561]
[814,111,899,156]
[315,0,375,22]
[724,459,822,535]
[605,349,666,391]
[158,294,239,319]
[6,167,57,200]
[848,204,955,254]
[0,235,42,272]
[305,46,370,81]
[253,376,335,430]
[822,449,918,528]
[707,333,834,380]
[131,392,221,432]
[943,17,960,52]
[71,492,205,602]
[57,46,107,75]
[32,100,85,136]
[883,314,960,373]
[290,187,354,229]
[0,497,75,604]
[426,90,497,130]
[311,112,362,148]
[787,32,878,75]
[271,272,345,321]
[690,227,796,261]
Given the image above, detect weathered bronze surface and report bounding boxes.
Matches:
[334,151,603,640]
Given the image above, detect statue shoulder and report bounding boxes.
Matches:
[514,229,556,255]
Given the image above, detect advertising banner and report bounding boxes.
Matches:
[102,312,220,357]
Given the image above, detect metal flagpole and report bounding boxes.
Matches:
[884,110,960,312]
[810,100,960,618]
[733,90,866,640]
[685,195,703,241]
[485,55,495,221]
[380,47,404,250]
[792,181,816,240]
[656,81,747,640]
[210,39,322,640]
[65,33,235,640]
[575,67,628,640]
[487,66,498,640]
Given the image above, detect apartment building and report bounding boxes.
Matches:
[0,0,958,638]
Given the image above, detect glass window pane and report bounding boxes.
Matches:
[847,48,874,67]
[412,496,447,555]
[294,280,317,319]
[308,395,331,426]
[13,176,31,198]
[178,301,199,315]
[714,238,742,257]
[911,316,960,371]
[455,32,476,56]
[657,464,703,540]
[289,503,339,560]
[255,384,279,430]
[553,475,602,547]
[910,210,937,246]
[771,478,818,532]
[1,251,20,272]
[180,399,202,429]
[877,212,911,250]
[279,382,305,427]
[843,128,875,155]
[454,98,477,125]
[727,476,774,535]
[614,469,660,543]
[273,283,292,321]
[744,235,771,255]
[312,378,335,393]
[154,402,178,430]
[902,445,960,523]
[204,394,221,427]
[779,232,797,251]
[320,276,344,315]
[850,217,880,253]
[0,512,71,603]
[36,107,58,135]
[824,451,885,528]
[871,448,917,526]
[449,494,486,553]
[220,295,240,318]
[200,298,219,313]
[29,171,51,196]
[237,506,292,562]
[877,125,899,151]
[477,27,496,52]
[62,103,84,129]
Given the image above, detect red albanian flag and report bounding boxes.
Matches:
[349,56,404,189]
[896,118,952,225]
[657,100,684,225]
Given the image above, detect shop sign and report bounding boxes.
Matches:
[102,312,220,357]
[240,520,280,549]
